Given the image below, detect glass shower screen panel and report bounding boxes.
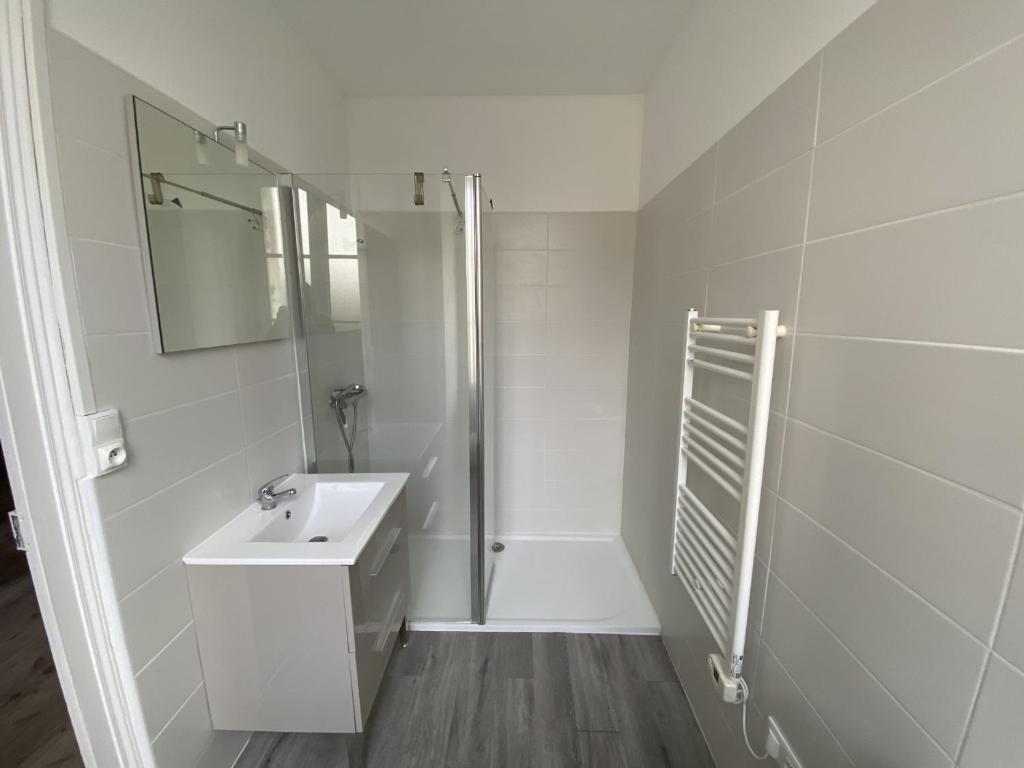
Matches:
[291,172,480,624]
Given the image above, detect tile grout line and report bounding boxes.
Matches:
[104,416,299,527]
[68,234,142,250]
[780,495,993,652]
[123,387,240,425]
[83,330,151,340]
[233,350,255,494]
[805,185,1024,247]
[781,414,1023,517]
[102,447,248,523]
[815,30,1024,149]
[712,146,814,208]
[133,620,194,678]
[758,50,824,643]
[793,329,1024,356]
[952,519,1024,764]
[149,680,205,745]
[989,647,1024,681]
[121,369,298,426]
[984,520,1024,649]
[191,731,221,768]
[769,573,956,762]
[702,144,719,313]
[740,55,826,756]
[691,240,807,277]
[758,638,859,768]
[118,557,180,604]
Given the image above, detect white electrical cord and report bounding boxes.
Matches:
[738,677,769,760]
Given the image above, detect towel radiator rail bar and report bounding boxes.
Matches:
[671,308,784,681]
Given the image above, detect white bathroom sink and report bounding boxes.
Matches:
[184,473,408,566]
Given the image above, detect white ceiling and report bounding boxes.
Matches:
[269,0,693,96]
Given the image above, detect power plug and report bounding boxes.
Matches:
[765,716,804,768]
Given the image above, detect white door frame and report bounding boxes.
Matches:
[0,1,151,765]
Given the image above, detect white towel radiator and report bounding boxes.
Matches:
[671,309,785,699]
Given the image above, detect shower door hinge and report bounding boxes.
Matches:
[8,512,27,551]
[413,172,425,205]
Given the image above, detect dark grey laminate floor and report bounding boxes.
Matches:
[0,577,83,768]
[237,632,715,768]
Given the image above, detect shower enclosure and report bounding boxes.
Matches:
[282,172,495,624]
[127,95,654,634]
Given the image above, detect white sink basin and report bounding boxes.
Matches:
[184,473,408,565]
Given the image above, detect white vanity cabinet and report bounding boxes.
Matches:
[185,489,410,733]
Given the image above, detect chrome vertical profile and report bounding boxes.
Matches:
[465,173,486,624]
[275,182,317,472]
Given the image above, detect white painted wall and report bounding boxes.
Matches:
[46,0,348,173]
[639,0,877,204]
[347,96,644,212]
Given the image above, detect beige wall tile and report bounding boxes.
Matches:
[959,656,1024,768]
[716,56,821,198]
[772,501,986,751]
[818,0,1024,140]
[763,577,953,767]
[780,419,1020,640]
[70,239,150,334]
[135,624,203,738]
[754,643,855,768]
[547,211,636,253]
[995,547,1024,672]
[87,334,238,420]
[490,212,547,249]
[119,563,193,672]
[711,153,812,265]
[788,336,1024,506]
[810,37,1024,238]
[801,194,1024,348]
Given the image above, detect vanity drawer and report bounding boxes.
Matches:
[348,490,410,727]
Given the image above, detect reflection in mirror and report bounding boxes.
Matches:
[297,191,361,330]
[131,96,288,352]
[293,181,367,473]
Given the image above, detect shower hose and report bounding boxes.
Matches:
[332,398,358,473]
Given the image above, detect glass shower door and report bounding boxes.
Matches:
[289,172,488,624]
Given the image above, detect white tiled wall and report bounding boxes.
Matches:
[622,2,1024,765]
[491,212,635,536]
[47,32,306,767]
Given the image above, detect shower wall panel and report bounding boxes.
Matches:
[491,212,636,537]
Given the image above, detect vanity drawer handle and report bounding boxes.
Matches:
[373,589,404,652]
[368,527,402,578]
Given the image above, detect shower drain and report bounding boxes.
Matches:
[491,542,505,553]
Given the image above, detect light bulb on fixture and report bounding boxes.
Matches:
[232,121,248,167]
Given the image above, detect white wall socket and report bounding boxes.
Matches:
[766,716,804,768]
[79,409,127,477]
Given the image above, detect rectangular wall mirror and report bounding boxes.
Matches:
[129,96,289,353]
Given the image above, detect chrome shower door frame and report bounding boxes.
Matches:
[465,173,488,624]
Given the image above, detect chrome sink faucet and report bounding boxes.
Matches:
[257,474,296,511]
